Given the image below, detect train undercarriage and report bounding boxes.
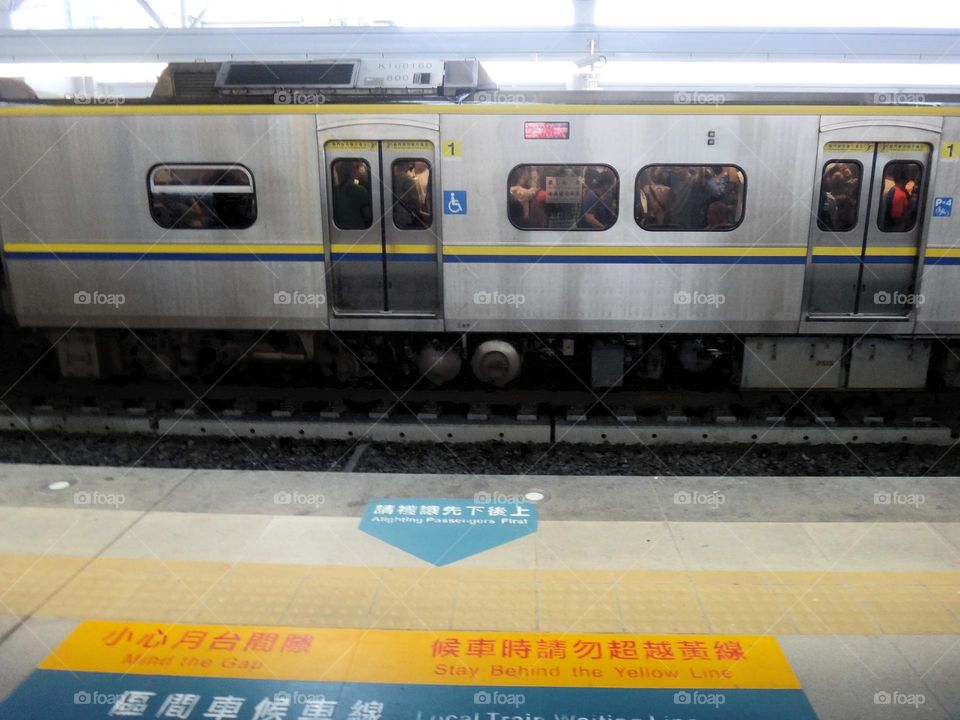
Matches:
[46,327,956,393]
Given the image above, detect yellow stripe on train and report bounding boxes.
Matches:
[331,243,436,254]
[3,242,324,254]
[443,245,807,257]
[2,103,960,117]
[812,246,918,257]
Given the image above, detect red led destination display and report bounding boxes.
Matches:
[523,121,570,139]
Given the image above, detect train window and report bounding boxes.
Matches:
[148,164,256,230]
[635,165,745,231]
[391,159,433,229]
[507,164,619,231]
[817,161,862,233]
[878,161,923,233]
[331,159,373,230]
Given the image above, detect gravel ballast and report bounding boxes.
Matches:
[0,431,958,476]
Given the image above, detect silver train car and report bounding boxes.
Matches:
[1,62,959,391]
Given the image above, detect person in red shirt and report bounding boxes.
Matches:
[884,165,912,232]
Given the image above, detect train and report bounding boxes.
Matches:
[1,59,959,392]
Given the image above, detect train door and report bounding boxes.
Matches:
[804,140,930,319]
[323,138,439,317]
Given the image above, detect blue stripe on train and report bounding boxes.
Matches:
[442,254,806,265]
[4,251,930,265]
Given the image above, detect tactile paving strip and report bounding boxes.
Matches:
[1,555,958,635]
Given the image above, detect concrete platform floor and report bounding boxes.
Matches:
[0,464,957,719]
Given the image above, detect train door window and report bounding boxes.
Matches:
[635,165,745,231]
[507,164,619,231]
[391,159,433,229]
[148,164,256,230]
[330,159,373,230]
[817,161,862,233]
[877,160,923,233]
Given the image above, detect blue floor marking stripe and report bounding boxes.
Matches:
[0,670,820,720]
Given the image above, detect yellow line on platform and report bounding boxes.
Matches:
[1,555,957,636]
[41,620,800,689]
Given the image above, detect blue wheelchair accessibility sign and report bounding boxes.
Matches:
[933,197,953,217]
[443,190,467,215]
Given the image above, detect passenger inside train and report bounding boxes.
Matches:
[507,164,619,231]
[392,159,433,229]
[148,165,257,230]
[331,159,373,230]
[880,162,923,232]
[635,165,745,231]
[818,161,862,233]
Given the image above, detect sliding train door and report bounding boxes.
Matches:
[803,135,932,323]
[322,130,440,324]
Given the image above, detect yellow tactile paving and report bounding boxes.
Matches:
[369,567,459,630]
[108,561,233,623]
[770,584,881,635]
[286,566,380,628]
[193,564,310,626]
[696,584,797,635]
[0,555,86,615]
[1,554,959,635]
[39,558,154,619]
[849,584,960,634]
[537,571,624,633]
[453,569,536,631]
[618,580,709,634]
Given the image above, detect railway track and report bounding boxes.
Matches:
[0,379,956,445]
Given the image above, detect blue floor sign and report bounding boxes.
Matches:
[359,498,537,565]
[0,672,819,719]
